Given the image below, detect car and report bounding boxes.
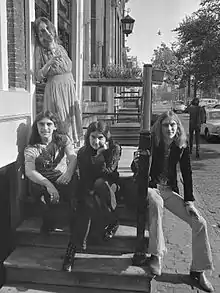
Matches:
[212,104,220,109]
[172,101,186,113]
[200,109,220,141]
[199,98,218,107]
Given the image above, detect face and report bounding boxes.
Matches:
[89,131,107,150]
[38,21,54,45]
[161,117,178,140]
[37,117,56,142]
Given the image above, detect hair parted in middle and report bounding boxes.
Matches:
[151,110,187,148]
[28,110,66,146]
[84,120,113,147]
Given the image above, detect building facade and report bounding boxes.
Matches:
[0,0,127,229]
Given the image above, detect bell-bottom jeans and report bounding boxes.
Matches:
[147,186,213,272]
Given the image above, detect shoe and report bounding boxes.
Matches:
[190,271,214,292]
[148,255,162,276]
[132,252,148,266]
[103,220,119,241]
[62,242,76,272]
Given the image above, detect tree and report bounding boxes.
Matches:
[174,3,220,95]
[151,42,183,86]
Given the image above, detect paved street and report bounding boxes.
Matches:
[150,109,220,292]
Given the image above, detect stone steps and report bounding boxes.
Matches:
[3,146,153,292]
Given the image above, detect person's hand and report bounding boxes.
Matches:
[185,202,199,219]
[46,184,60,204]
[56,171,72,185]
[48,54,61,67]
[97,142,109,155]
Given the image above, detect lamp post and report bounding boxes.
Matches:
[121,14,135,36]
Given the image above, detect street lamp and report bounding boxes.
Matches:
[121,14,135,36]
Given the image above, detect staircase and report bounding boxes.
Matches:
[111,123,140,146]
[2,147,153,293]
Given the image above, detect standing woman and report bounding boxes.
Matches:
[24,110,78,233]
[132,111,214,292]
[34,17,83,145]
[62,120,122,272]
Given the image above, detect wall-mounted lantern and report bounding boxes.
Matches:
[121,14,135,36]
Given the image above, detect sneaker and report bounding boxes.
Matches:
[148,255,162,276]
[103,220,119,241]
[62,242,76,272]
[190,271,214,292]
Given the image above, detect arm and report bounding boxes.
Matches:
[179,146,195,202]
[24,148,59,200]
[34,46,61,82]
[93,143,122,177]
[56,138,77,184]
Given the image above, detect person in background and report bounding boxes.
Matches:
[62,120,122,272]
[34,17,83,146]
[187,97,205,158]
[131,110,214,292]
[24,110,78,234]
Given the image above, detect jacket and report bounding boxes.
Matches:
[77,143,122,192]
[149,141,195,202]
[131,141,195,202]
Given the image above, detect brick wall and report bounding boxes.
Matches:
[7,0,26,89]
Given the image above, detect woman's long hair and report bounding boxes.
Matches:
[34,17,60,47]
[84,120,113,148]
[151,110,187,148]
[28,110,64,146]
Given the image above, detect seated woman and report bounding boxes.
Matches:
[131,110,214,292]
[62,120,122,272]
[24,110,78,234]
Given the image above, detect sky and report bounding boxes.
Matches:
[125,0,201,63]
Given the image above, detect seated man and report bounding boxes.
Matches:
[24,110,78,233]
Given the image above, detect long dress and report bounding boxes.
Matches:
[35,44,83,144]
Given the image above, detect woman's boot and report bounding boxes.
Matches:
[62,242,76,272]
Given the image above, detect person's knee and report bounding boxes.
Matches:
[94,178,105,189]
[148,188,164,209]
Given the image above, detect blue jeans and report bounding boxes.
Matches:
[147,186,213,271]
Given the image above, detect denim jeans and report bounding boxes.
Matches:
[147,186,213,272]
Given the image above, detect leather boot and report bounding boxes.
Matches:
[62,242,76,272]
[190,271,214,292]
[132,252,147,266]
[148,255,162,276]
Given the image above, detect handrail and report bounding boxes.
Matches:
[114,96,142,99]
[83,112,141,116]
[83,79,143,87]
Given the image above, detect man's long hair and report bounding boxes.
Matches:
[151,110,187,148]
[84,120,113,148]
[28,110,65,146]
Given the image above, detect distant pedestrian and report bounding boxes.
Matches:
[62,120,122,272]
[187,98,205,158]
[131,110,214,292]
[34,17,83,146]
